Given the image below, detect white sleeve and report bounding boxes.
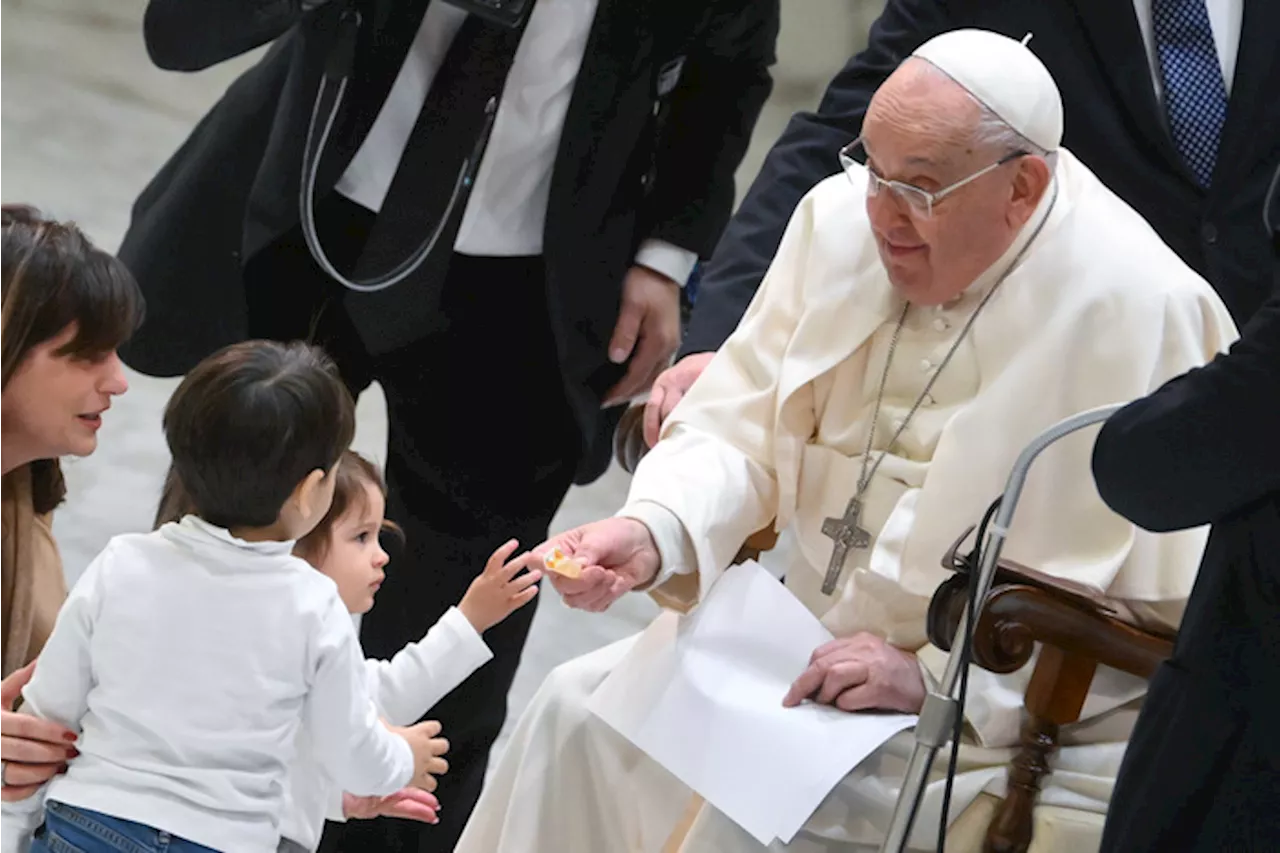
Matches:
[634,239,699,287]
[363,607,492,727]
[618,501,696,591]
[326,787,347,824]
[1,548,109,853]
[302,595,415,797]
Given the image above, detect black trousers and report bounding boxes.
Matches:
[244,196,581,852]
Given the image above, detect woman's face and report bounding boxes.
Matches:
[1,324,129,465]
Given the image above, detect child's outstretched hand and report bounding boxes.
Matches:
[458,539,543,633]
[343,788,440,824]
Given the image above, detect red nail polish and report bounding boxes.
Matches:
[62,732,78,742]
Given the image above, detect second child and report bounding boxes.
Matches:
[279,450,542,851]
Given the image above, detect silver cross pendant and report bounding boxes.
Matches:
[820,496,872,595]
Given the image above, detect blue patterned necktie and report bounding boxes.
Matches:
[1152,0,1228,187]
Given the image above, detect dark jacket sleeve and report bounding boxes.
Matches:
[143,0,304,71]
[642,0,780,265]
[1091,291,1280,533]
[678,0,951,356]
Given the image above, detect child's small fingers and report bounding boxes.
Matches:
[510,568,542,591]
[513,585,539,607]
[500,550,542,579]
[486,539,521,573]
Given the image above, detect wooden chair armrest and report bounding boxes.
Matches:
[928,578,1174,679]
[927,526,1175,678]
[925,527,1176,853]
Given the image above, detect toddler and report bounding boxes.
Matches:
[276,450,541,852]
[1,341,446,853]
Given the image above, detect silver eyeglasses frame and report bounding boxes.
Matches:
[839,138,1030,219]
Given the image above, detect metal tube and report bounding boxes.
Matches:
[878,404,1124,853]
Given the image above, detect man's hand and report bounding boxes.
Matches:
[782,632,926,714]
[1,661,78,802]
[643,351,717,447]
[603,266,682,407]
[537,518,661,613]
[343,788,440,824]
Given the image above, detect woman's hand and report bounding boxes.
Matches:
[343,788,440,823]
[1,661,78,801]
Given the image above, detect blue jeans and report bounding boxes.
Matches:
[32,801,222,853]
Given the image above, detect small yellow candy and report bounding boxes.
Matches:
[543,547,584,579]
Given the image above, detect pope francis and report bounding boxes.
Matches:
[456,30,1238,853]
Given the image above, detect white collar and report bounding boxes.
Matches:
[167,514,297,558]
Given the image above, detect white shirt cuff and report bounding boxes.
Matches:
[327,787,348,824]
[635,239,699,287]
[616,500,696,590]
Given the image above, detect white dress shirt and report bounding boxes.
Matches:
[335,0,699,285]
[281,607,493,852]
[1132,0,1243,101]
[0,518,413,853]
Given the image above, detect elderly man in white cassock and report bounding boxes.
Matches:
[457,29,1238,853]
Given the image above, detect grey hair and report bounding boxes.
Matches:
[970,104,1058,167]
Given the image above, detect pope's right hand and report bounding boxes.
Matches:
[538,518,660,613]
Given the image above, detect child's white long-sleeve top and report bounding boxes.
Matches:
[280,606,493,850]
[0,517,415,853]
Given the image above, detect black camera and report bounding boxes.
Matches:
[440,0,534,29]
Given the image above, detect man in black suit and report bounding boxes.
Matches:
[1090,164,1280,851]
[116,2,778,850]
[643,0,1280,445]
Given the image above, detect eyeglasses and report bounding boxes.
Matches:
[839,138,1028,219]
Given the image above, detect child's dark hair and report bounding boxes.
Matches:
[295,450,402,563]
[162,340,355,529]
[152,463,194,530]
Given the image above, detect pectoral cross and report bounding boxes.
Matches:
[820,496,871,595]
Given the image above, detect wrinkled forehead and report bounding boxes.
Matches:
[863,59,983,173]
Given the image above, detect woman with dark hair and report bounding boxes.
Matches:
[0,204,144,801]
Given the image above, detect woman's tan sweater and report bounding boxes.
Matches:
[2,464,67,678]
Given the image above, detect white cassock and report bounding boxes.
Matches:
[457,151,1237,853]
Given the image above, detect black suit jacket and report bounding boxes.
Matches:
[118,0,777,480]
[1091,248,1280,851]
[682,0,1280,357]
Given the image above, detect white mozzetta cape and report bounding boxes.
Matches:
[624,150,1237,752]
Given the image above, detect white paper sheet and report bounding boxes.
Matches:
[588,561,917,845]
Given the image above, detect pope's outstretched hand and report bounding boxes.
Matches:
[538,518,661,612]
